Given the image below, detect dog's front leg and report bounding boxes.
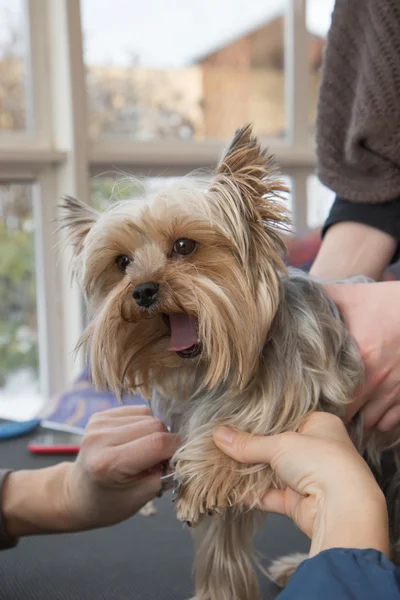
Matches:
[173,431,246,524]
[173,429,273,524]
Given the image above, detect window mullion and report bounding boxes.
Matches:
[32,0,89,391]
[285,0,309,150]
[26,0,53,143]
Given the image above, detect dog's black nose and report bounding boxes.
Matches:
[132,282,159,307]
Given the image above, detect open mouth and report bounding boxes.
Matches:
[162,313,201,359]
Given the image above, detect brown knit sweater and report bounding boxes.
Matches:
[316,0,400,203]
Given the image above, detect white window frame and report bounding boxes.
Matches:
[0,0,316,400]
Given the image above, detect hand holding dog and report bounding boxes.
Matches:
[62,405,180,530]
[3,406,180,536]
[214,413,389,558]
[325,282,400,431]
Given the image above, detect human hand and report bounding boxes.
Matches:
[325,282,400,431]
[62,405,180,530]
[213,413,389,557]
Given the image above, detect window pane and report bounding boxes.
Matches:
[0,0,29,132]
[91,175,205,211]
[82,0,286,141]
[0,184,41,419]
[307,0,334,132]
[92,173,292,210]
[92,176,158,210]
[280,175,292,215]
[307,174,334,229]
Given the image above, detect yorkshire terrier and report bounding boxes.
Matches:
[61,125,400,600]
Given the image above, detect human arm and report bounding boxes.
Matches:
[1,405,179,540]
[214,413,400,600]
[310,0,400,428]
[213,413,389,557]
[311,0,400,281]
[278,549,400,600]
[310,220,397,281]
[213,412,398,599]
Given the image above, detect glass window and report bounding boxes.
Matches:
[91,176,159,210]
[0,0,29,132]
[307,174,334,229]
[0,184,41,419]
[82,0,287,141]
[92,173,292,212]
[280,175,292,215]
[307,0,335,133]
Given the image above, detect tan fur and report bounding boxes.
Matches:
[268,553,308,588]
[61,124,400,600]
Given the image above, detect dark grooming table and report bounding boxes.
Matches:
[0,432,309,599]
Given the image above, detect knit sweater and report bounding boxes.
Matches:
[316,0,400,203]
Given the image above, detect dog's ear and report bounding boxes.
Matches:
[59,195,100,256]
[211,124,290,231]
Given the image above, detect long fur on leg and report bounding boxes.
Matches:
[192,510,264,600]
[268,553,308,588]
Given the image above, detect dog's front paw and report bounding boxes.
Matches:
[174,456,266,525]
[172,435,275,526]
[174,480,219,525]
[173,455,234,525]
[175,492,218,525]
[175,494,199,525]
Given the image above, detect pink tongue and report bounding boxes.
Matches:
[167,314,198,351]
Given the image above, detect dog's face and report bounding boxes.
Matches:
[62,126,290,398]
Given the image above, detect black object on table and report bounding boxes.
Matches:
[0,431,309,599]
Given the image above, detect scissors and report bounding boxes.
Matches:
[0,419,41,440]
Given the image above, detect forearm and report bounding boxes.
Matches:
[2,464,73,537]
[310,222,396,280]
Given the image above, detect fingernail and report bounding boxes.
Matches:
[214,426,236,445]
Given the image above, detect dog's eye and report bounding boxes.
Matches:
[116,255,131,273]
[172,238,197,256]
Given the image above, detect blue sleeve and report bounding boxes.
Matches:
[277,548,400,600]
